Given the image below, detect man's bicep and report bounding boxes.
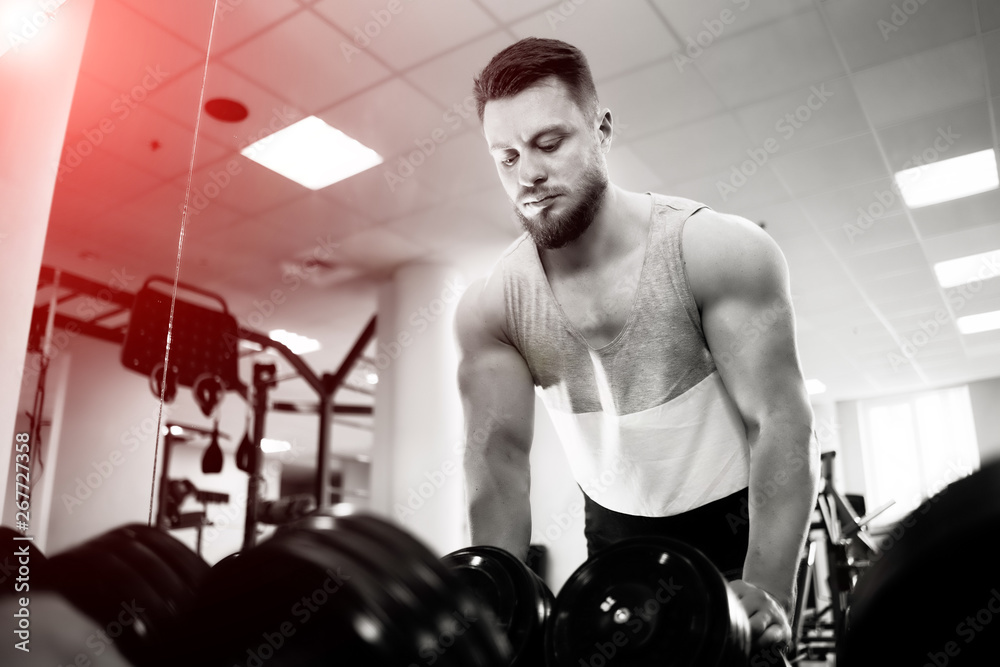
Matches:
[455,279,535,452]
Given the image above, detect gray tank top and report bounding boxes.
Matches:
[498,193,750,517]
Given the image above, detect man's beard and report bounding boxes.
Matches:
[514,162,608,250]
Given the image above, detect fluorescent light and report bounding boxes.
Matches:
[894,149,998,209]
[366,372,379,385]
[934,249,1000,288]
[957,310,1000,334]
[169,425,184,436]
[260,438,291,453]
[241,116,382,190]
[269,329,320,354]
[806,379,827,395]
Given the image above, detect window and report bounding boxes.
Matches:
[858,385,980,527]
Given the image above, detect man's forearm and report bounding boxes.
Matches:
[743,419,819,612]
[464,443,532,560]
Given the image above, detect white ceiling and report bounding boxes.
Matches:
[37,0,1000,412]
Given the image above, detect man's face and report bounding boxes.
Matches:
[482,76,609,250]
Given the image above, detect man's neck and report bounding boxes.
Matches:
[541,185,650,274]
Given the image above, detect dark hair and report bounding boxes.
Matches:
[473,38,599,122]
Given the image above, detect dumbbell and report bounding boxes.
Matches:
[36,523,210,666]
[442,545,555,666]
[840,459,1000,666]
[182,509,513,666]
[548,537,759,667]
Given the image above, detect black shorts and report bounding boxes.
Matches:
[582,487,750,581]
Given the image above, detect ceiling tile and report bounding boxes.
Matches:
[876,100,991,173]
[475,0,556,24]
[47,183,127,240]
[631,113,750,184]
[822,0,977,73]
[605,145,665,194]
[868,289,944,319]
[910,188,1000,236]
[322,159,444,223]
[333,227,431,273]
[408,130,499,200]
[510,2,679,81]
[208,0,304,54]
[842,243,929,282]
[312,0,496,71]
[652,0,813,42]
[742,199,806,237]
[180,154,307,216]
[770,133,887,198]
[318,78,447,159]
[985,29,1000,97]
[796,178,906,230]
[982,2,1000,33]
[694,10,844,108]
[862,269,941,303]
[71,103,229,182]
[54,148,163,208]
[146,64,307,151]
[115,0,218,51]
[852,38,986,127]
[735,76,867,155]
[922,222,1000,263]
[666,164,790,213]
[404,30,512,112]
[600,60,726,141]
[79,0,207,91]
[821,212,917,257]
[222,11,390,113]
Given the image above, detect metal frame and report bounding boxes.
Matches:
[29,266,377,549]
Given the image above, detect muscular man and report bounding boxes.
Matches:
[455,38,819,650]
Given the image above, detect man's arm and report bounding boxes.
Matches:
[455,275,536,560]
[683,210,820,637]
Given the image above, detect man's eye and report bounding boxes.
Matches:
[501,156,517,166]
[540,141,561,152]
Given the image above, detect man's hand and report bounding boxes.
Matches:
[729,579,791,652]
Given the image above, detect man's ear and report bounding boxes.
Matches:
[598,108,614,153]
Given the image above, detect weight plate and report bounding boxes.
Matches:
[547,537,750,667]
[123,524,210,590]
[91,530,194,619]
[443,545,553,666]
[295,511,511,667]
[842,459,1000,667]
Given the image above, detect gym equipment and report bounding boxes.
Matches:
[36,524,209,666]
[121,277,240,394]
[443,545,554,666]
[182,509,512,666]
[547,537,751,666]
[840,459,1000,666]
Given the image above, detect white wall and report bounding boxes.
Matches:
[0,0,96,520]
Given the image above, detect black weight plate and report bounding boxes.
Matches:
[90,530,194,619]
[547,537,750,667]
[298,514,509,667]
[443,545,553,666]
[187,528,410,666]
[41,543,167,664]
[122,524,210,589]
[842,459,1000,667]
